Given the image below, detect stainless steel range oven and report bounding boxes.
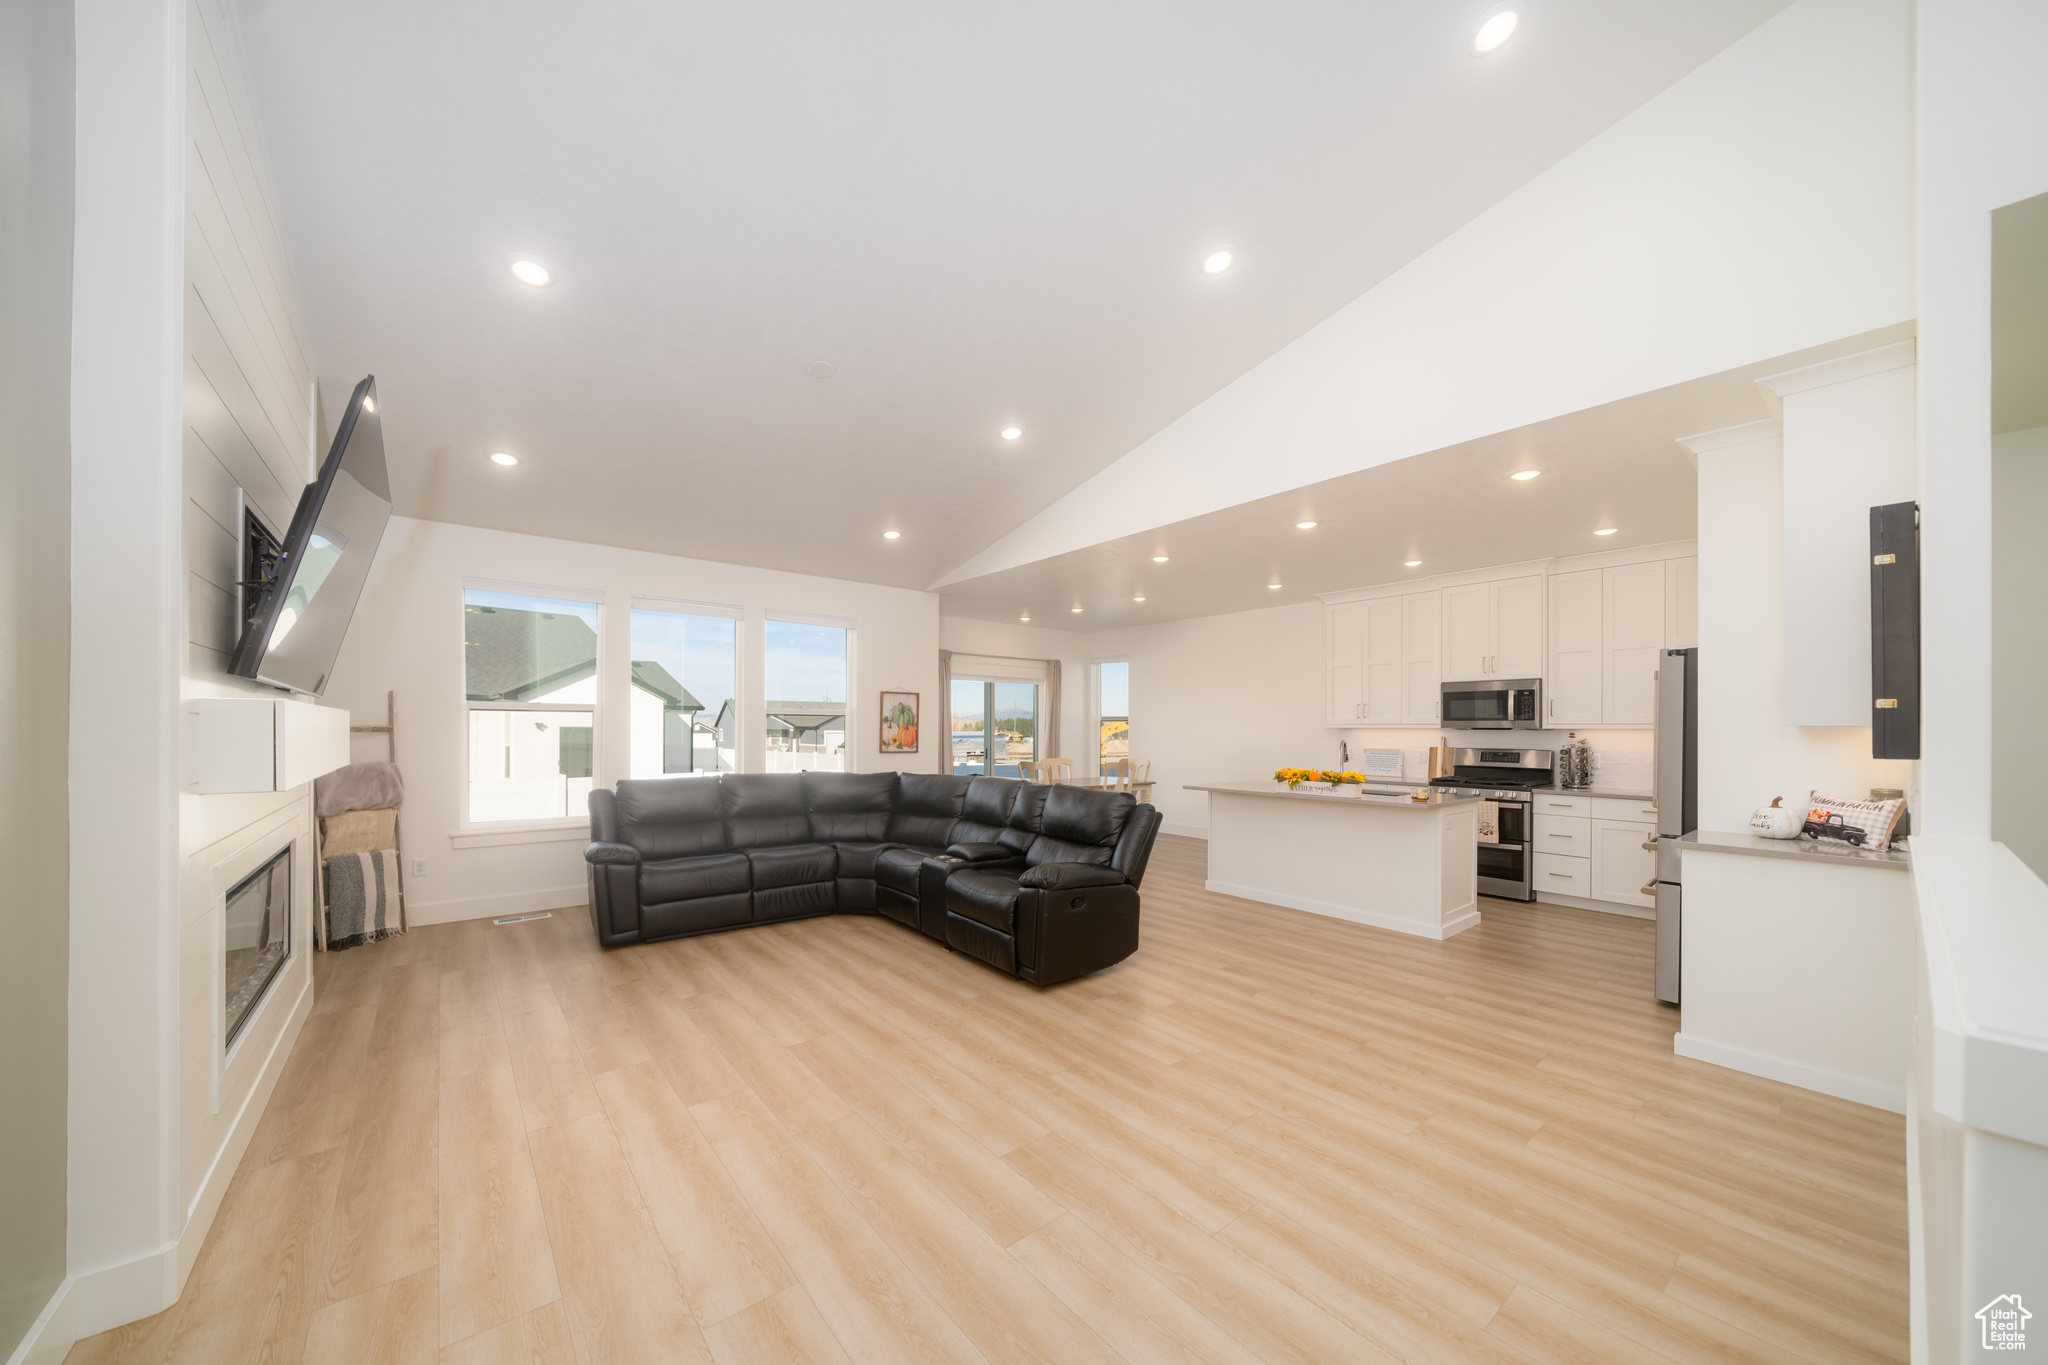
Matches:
[1439,679,1543,730]
[1428,747,1555,901]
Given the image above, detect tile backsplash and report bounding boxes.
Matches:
[1340,728,1654,790]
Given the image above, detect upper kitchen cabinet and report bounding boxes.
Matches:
[1325,588,1439,726]
[1665,555,1699,649]
[1546,570,1603,726]
[1401,591,1441,724]
[1326,601,1364,725]
[1441,574,1544,681]
[1602,561,1666,724]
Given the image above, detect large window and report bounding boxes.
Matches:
[464,587,601,823]
[951,678,1038,777]
[1096,659,1129,773]
[764,617,848,773]
[629,604,739,778]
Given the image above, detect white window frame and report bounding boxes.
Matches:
[460,578,607,835]
[1090,655,1130,779]
[762,611,856,774]
[628,595,746,780]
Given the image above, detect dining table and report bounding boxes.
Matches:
[1068,777,1157,803]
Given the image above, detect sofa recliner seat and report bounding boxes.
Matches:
[585,769,1161,986]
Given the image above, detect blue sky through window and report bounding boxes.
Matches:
[1099,660,1129,716]
[630,610,736,712]
[765,620,847,704]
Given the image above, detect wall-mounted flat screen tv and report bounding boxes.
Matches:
[229,375,390,695]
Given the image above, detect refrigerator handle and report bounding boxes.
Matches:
[1649,666,1660,811]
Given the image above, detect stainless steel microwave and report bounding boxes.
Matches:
[1439,679,1544,730]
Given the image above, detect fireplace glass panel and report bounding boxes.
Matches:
[224,846,291,1048]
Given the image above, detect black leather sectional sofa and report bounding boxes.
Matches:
[584,771,1162,986]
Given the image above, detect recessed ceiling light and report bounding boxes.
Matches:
[507,256,551,287]
[1593,527,1618,536]
[1509,468,1542,481]
[1203,248,1234,275]
[1405,559,1423,567]
[1268,583,1283,590]
[883,530,901,540]
[1472,8,1519,54]
[1296,520,1319,530]
[1151,555,1169,563]
[1000,425,1023,441]
[809,361,835,379]
[1020,614,1031,621]
[490,451,519,466]
[1133,594,1146,602]
[1071,605,1084,613]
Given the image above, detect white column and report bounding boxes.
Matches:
[68,0,187,1334]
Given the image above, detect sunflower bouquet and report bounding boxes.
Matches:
[1273,767,1369,789]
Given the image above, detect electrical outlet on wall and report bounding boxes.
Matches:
[412,858,427,877]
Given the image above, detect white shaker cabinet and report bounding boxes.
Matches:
[1665,555,1699,649]
[1361,597,1404,724]
[1401,591,1441,724]
[1589,818,1657,908]
[1546,570,1603,726]
[1602,561,1666,725]
[1326,601,1364,724]
[1441,575,1544,681]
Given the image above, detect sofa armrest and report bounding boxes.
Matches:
[1018,862,1128,890]
[585,841,642,866]
[945,842,1014,864]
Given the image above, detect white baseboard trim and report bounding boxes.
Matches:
[7,1275,78,1365]
[1672,1031,1905,1114]
[1205,879,1480,940]
[1534,890,1655,920]
[1158,822,1208,840]
[407,885,586,926]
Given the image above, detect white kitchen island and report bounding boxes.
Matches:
[1187,782,1482,939]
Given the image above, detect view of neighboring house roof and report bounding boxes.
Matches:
[464,605,599,701]
[466,604,712,710]
[630,659,704,713]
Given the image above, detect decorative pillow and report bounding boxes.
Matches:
[1804,791,1904,848]
[324,848,404,949]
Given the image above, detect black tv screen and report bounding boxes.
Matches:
[229,375,391,695]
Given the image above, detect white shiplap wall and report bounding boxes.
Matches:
[174,0,328,1284]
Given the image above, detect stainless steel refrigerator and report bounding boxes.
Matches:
[1653,648,1698,1005]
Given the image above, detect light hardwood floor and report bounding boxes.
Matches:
[69,834,1907,1365]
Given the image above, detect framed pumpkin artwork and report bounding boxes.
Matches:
[879,691,920,753]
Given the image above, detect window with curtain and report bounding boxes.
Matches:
[629,604,738,778]
[950,678,1039,777]
[464,586,602,823]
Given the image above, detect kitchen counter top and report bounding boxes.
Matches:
[1352,779,1657,802]
[1680,828,1912,870]
[1186,781,1482,808]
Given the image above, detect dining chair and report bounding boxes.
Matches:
[1021,757,1074,784]
[1101,757,1133,791]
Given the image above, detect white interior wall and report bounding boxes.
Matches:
[325,517,942,924]
[1768,345,1919,725]
[1911,10,2048,1355]
[1694,424,1911,834]
[169,0,327,1312]
[941,0,1913,587]
[1991,424,2048,879]
[64,0,187,1343]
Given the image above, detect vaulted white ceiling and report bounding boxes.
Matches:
[237,0,1789,595]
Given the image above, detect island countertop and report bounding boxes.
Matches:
[1185,781,1483,809]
